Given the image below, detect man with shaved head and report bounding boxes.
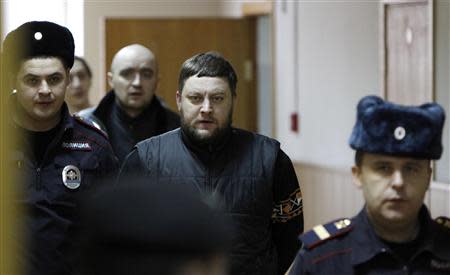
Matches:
[79,44,179,162]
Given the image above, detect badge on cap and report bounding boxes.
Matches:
[62,165,81,190]
[394,126,406,141]
[34,32,43,40]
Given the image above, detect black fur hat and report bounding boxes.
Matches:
[349,95,445,160]
[2,21,75,74]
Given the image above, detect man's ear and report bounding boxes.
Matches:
[176,91,182,111]
[107,72,114,89]
[352,166,363,189]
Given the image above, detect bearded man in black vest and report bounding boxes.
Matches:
[119,52,303,275]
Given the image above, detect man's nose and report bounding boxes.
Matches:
[200,98,212,114]
[131,73,141,86]
[38,80,51,95]
[391,170,405,188]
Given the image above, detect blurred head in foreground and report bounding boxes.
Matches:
[78,182,231,275]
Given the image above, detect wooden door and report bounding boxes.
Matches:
[380,0,433,105]
[105,18,257,132]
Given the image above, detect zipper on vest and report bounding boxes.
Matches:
[205,165,212,192]
[206,145,213,192]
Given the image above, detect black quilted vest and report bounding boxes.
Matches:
[136,128,280,275]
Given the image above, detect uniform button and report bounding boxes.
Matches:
[402,265,408,274]
[380,248,387,253]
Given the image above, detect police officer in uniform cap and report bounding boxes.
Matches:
[2,21,119,275]
[289,95,450,274]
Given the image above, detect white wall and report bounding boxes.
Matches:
[2,0,84,56]
[257,16,273,137]
[274,1,379,169]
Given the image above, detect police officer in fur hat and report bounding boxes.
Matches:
[2,21,118,275]
[289,95,450,274]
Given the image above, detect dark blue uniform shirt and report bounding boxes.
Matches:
[290,206,450,274]
[9,104,119,275]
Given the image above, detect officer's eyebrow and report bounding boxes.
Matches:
[48,72,64,77]
[22,71,64,77]
[22,73,39,78]
[371,160,391,166]
[21,73,43,80]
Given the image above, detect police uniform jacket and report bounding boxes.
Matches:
[78,90,180,163]
[119,128,304,275]
[290,205,450,274]
[10,103,119,275]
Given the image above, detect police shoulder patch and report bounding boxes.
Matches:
[73,114,108,139]
[300,218,353,250]
[435,216,450,229]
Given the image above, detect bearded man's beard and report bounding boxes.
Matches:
[180,111,233,147]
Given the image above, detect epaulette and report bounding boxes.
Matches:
[73,114,109,139]
[300,218,353,250]
[435,216,450,229]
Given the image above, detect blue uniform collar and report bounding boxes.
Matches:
[350,207,385,266]
[60,102,75,132]
[350,205,450,266]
